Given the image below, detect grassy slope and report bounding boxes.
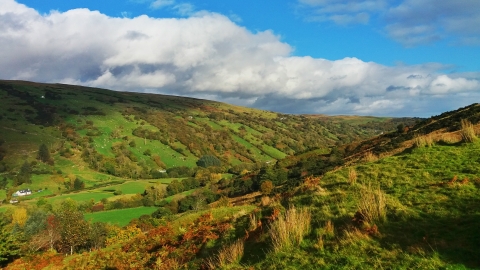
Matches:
[255,141,480,269]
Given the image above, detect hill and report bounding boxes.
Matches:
[0,80,415,200]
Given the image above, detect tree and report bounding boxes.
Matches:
[16,161,31,185]
[89,222,108,250]
[196,155,221,168]
[23,210,48,238]
[73,177,85,190]
[37,143,51,163]
[11,208,28,228]
[0,214,21,265]
[56,199,89,254]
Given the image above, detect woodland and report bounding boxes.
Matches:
[0,80,479,269]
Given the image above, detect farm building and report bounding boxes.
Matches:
[13,189,32,197]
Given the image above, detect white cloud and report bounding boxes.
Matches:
[0,0,479,117]
[173,3,195,16]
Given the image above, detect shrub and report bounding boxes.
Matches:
[268,206,311,252]
[460,119,476,143]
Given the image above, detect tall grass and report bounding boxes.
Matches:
[363,152,378,162]
[348,168,357,185]
[414,134,435,148]
[460,119,476,143]
[205,239,245,269]
[357,183,386,224]
[269,206,311,252]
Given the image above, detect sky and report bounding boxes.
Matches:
[1,0,480,117]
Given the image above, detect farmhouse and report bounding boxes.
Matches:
[13,189,32,197]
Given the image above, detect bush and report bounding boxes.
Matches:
[113,190,123,195]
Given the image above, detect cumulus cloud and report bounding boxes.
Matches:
[0,0,479,116]
[298,0,480,46]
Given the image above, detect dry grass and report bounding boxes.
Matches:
[248,213,259,231]
[357,183,387,224]
[260,196,271,206]
[324,220,335,239]
[205,239,245,269]
[414,134,435,148]
[340,227,370,246]
[348,168,357,185]
[363,151,378,162]
[440,133,461,144]
[269,205,311,252]
[460,119,476,143]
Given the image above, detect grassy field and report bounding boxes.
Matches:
[84,206,158,226]
[47,192,114,203]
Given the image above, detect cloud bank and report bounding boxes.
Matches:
[0,0,479,116]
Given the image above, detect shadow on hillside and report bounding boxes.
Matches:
[380,199,480,268]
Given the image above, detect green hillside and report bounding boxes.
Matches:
[5,81,479,270]
[0,80,413,202]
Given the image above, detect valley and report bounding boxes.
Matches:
[0,80,479,269]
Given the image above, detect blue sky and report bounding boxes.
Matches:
[2,0,480,116]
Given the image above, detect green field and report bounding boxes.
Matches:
[47,192,114,203]
[85,206,158,226]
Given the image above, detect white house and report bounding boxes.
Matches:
[13,189,32,197]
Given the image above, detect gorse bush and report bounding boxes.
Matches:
[269,205,311,252]
[460,119,476,143]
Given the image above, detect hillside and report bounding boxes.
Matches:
[0,80,415,199]
[3,107,480,269]
[2,81,479,269]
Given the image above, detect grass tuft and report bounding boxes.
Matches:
[268,205,311,252]
[348,168,357,185]
[363,151,378,162]
[414,134,435,148]
[205,239,245,269]
[356,183,387,224]
[460,119,476,143]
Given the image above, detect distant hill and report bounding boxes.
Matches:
[0,80,415,185]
